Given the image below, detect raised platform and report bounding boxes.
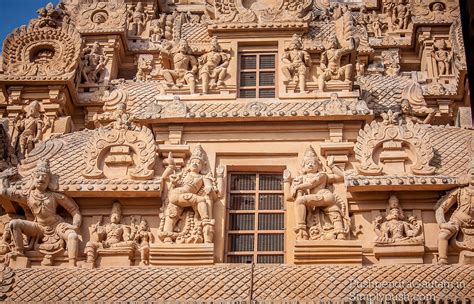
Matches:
[374,244,425,264]
[294,240,363,265]
[149,243,215,266]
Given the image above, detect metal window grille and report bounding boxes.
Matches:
[226,173,285,264]
[239,53,276,98]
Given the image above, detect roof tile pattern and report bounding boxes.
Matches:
[3,265,473,302]
[358,75,411,113]
[428,126,473,176]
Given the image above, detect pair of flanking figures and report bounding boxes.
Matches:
[0,145,472,266]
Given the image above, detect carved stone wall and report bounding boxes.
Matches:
[0,0,472,301]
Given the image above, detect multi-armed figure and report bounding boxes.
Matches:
[287,146,346,240]
[0,160,81,267]
[159,144,224,244]
[198,37,230,94]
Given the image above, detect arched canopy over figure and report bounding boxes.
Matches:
[288,146,346,240]
[0,160,82,267]
[198,37,230,94]
[281,34,312,93]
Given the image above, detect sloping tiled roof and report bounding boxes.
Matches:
[358,74,412,114]
[1,264,472,302]
[429,126,473,176]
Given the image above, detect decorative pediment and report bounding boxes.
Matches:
[1,4,81,81]
[355,111,436,176]
[412,0,460,24]
[68,0,127,33]
[205,0,313,24]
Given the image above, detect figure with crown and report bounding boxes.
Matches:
[281,34,312,93]
[286,146,347,240]
[0,160,82,267]
[159,144,224,244]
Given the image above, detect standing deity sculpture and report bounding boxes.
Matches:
[435,173,474,264]
[11,100,51,160]
[432,39,453,76]
[370,10,385,37]
[130,217,153,266]
[160,39,198,94]
[159,145,224,244]
[318,35,355,91]
[391,0,411,30]
[127,2,149,37]
[136,55,154,81]
[84,201,136,266]
[374,195,423,244]
[282,34,312,93]
[286,146,347,240]
[198,37,230,94]
[0,161,82,267]
[80,42,108,85]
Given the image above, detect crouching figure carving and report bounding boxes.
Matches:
[0,161,82,267]
[84,201,140,267]
[158,144,224,244]
[285,146,349,241]
[435,173,474,265]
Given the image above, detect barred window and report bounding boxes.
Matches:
[226,173,285,264]
[239,53,276,98]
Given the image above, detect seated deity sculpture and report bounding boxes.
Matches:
[81,42,108,85]
[282,34,312,93]
[11,100,51,160]
[198,37,230,94]
[130,218,153,266]
[435,172,474,265]
[0,161,82,267]
[159,145,224,244]
[432,39,453,76]
[318,35,355,91]
[374,195,422,244]
[288,146,346,240]
[161,39,198,94]
[84,201,135,266]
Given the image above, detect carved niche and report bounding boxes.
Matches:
[1,4,81,81]
[205,0,313,24]
[355,111,436,176]
[68,0,127,33]
[412,0,460,23]
[82,103,156,180]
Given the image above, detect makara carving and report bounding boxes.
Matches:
[159,145,224,244]
[0,161,82,267]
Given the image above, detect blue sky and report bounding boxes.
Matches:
[0,0,59,52]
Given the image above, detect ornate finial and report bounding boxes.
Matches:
[35,159,51,174]
[111,201,122,215]
[190,144,207,162]
[302,146,320,165]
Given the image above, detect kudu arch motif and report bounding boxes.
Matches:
[355,111,436,176]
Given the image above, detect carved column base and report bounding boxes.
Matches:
[459,250,474,265]
[149,243,214,266]
[93,247,135,268]
[294,240,362,265]
[9,255,30,269]
[374,244,424,264]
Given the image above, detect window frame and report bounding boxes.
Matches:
[225,172,286,264]
[238,52,278,99]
